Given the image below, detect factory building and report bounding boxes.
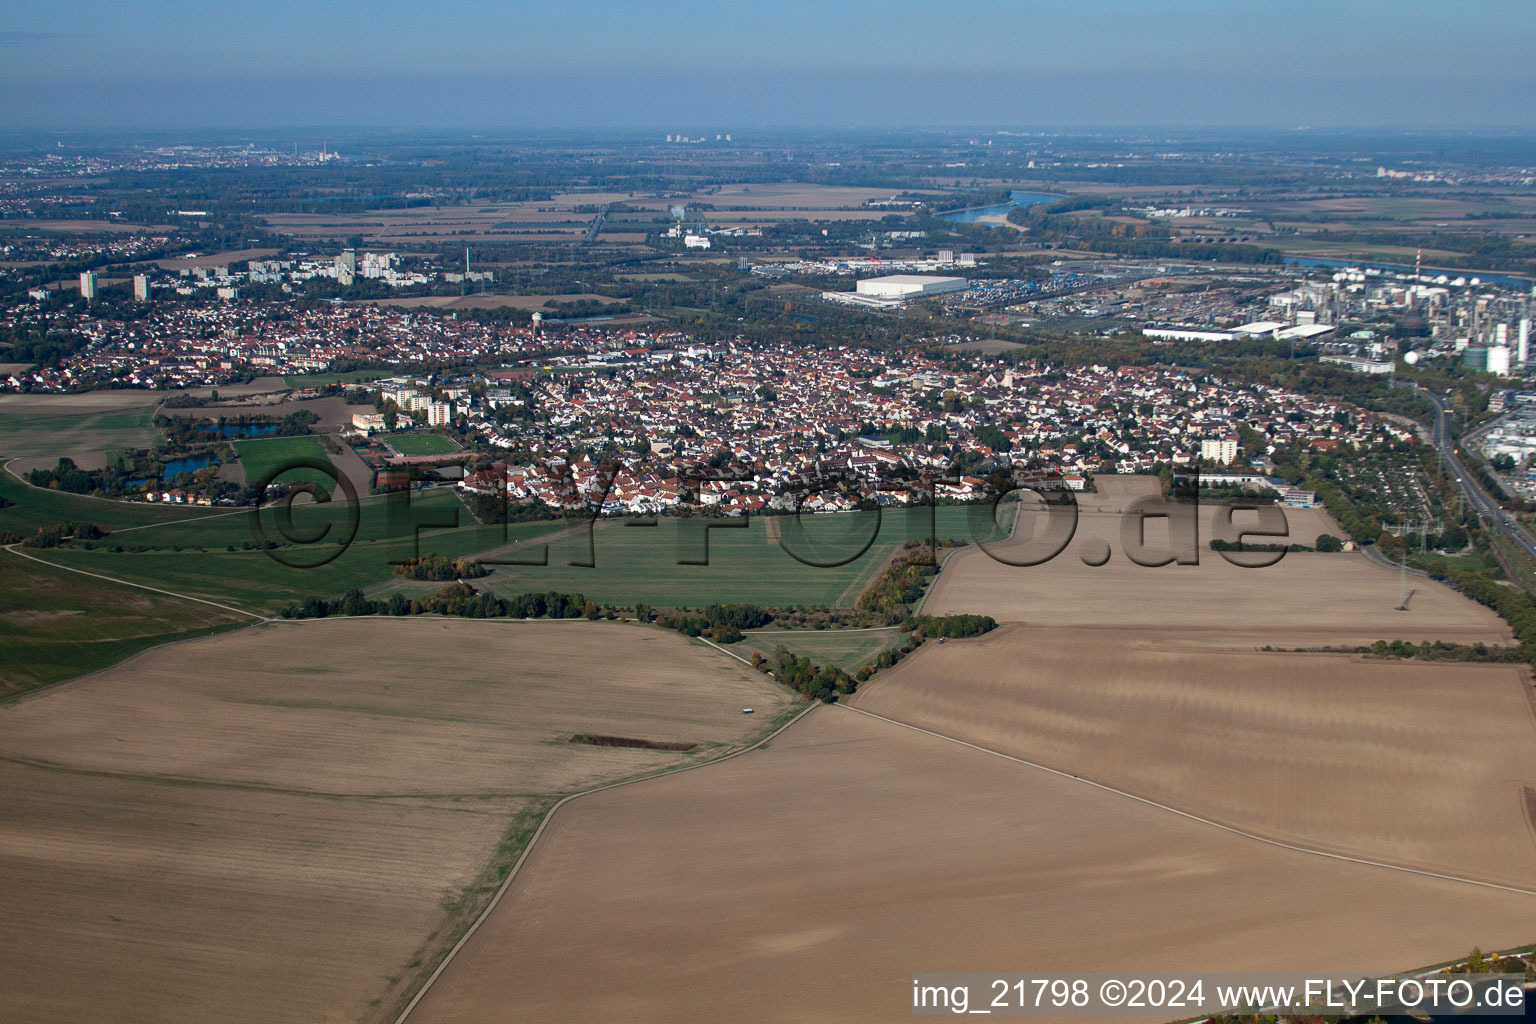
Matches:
[854,275,968,300]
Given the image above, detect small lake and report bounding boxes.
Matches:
[938,191,1060,224]
[199,423,279,439]
[162,455,211,480]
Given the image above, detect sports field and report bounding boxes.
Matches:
[406,705,1536,1024]
[386,433,460,456]
[0,618,798,1024]
[232,435,337,493]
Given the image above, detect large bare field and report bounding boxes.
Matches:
[925,487,1507,646]
[703,208,893,224]
[408,706,1536,1024]
[703,183,941,211]
[0,377,288,418]
[0,390,166,413]
[153,247,280,270]
[160,394,368,432]
[371,292,625,311]
[263,184,907,243]
[853,626,1536,886]
[263,192,630,243]
[0,218,179,233]
[0,618,796,1024]
[0,758,513,1024]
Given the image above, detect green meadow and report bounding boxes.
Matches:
[0,551,251,697]
[0,406,160,458]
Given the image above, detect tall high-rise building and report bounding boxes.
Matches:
[78,271,97,300]
[133,274,151,302]
[1488,345,1512,376]
[1520,318,1531,366]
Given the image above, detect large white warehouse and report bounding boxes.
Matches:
[855,274,968,300]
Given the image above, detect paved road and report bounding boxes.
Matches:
[1408,383,1536,565]
[1359,539,1433,580]
[583,204,609,243]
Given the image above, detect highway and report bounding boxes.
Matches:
[1410,383,1536,564]
[583,203,609,243]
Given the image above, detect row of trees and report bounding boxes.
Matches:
[856,540,967,618]
[753,647,855,703]
[392,555,490,581]
[649,602,774,644]
[20,521,109,548]
[279,584,600,622]
[908,613,998,639]
[1209,536,1344,553]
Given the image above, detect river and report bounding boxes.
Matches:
[937,191,1061,224]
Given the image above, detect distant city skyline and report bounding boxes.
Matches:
[4,0,1535,130]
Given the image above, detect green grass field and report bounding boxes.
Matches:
[0,464,229,539]
[12,497,1014,616]
[740,627,906,673]
[0,551,251,697]
[463,504,1007,610]
[28,490,564,614]
[0,406,159,458]
[233,436,337,494]
[386,433,460,456]
[283,369,394,388]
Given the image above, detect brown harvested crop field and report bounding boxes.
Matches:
[704,183,916,208]
[0,390,168,412]
[0,218,180,233]
[371,292,625,311]
[264,184,913,244]
[407,706,1536,1024]
[153,248,280,270]
[923,481,1508,647]
[0,617,797,1024]
[399,473,1534,1022]
[853,626,1536,886]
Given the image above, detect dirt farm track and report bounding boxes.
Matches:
[405,481,1536,1023]
[406,706,1536,1024]
[4,475,1535,1023]
[0,618,795,1024]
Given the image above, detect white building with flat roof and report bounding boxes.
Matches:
[1232,320,1285,338]
[1200,436,1239,465]
[855,274,968,300]
[1142,327,1234,343]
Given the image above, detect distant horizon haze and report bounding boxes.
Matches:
[2,0,1534,130]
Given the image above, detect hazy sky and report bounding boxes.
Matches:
[4,0,1535,130]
